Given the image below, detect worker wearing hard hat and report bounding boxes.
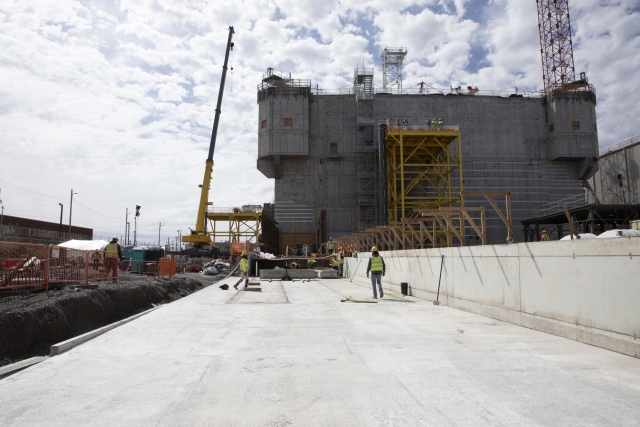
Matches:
[234,252,249,290]
[104,236,123,283]
[365,246,386,299]
[290,261,299,269]
[438,118,443,129]
[307,256,317,269]
[541,230,551,242]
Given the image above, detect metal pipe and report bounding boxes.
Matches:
[378,123,387,226]
[434,254,444,305]
[58,203,63,240]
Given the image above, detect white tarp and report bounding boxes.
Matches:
[596,229,640,239]
[559,233,598,241]
[57,240,109,251]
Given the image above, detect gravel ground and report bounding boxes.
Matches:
[0,271,229,367]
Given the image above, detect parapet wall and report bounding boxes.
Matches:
[344,239,640,358]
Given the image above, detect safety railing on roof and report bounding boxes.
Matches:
[308,86,543,98]
[528,189,640,219]
[600,134,640,157]
[388,123,460,132]
[207,206,263,214]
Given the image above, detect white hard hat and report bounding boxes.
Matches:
[112,236,119,241]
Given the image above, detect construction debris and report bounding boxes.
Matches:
[341,296,377,303]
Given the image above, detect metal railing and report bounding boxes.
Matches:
[529,189,640,218]
[309,86,543,98]
[600,134,640,157]
[0,225,89,242]
[207,206,263,214]
[388,123,460,131]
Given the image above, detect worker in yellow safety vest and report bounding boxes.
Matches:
[234,252,250,289]
[92,251,101,270]
[307,257,317,269]
[366,246,386,299]
[327,239,335,255]
[104,236,122,282]
[541,230,551,242]
[290,261,299,269]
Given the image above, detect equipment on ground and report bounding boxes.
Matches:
[182,26,235,254]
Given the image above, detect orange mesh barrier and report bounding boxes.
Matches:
[159,258,176,278]
[0,242,48,293]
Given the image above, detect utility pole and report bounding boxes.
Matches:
[134,205,141,247]
[125,208,129,245]
[69,189,77,234]
[58,203,63,240]
[158,222,162,247]
[1,205,4,227]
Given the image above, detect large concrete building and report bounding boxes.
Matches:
[257,67,599,246]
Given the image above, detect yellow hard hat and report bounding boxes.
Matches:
[241,251,247,255]
[371,246,378,252]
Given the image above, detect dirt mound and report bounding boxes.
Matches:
[0,276,205,367]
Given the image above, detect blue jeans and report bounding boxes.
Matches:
[371,273,382,297]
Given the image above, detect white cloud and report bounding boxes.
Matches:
[0,0,638,243]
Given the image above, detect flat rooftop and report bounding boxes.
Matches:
[1,278,639,426]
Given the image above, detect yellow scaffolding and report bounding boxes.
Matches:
[385,123,463,223]
[206,208,262,245]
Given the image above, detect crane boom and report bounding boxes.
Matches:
[183,26,235,248]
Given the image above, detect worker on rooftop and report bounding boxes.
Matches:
[403,118,409,126]
[366,246,386,299]
[234,251,249,289]
[438,118,443,129]
[431,118,438,129]
[541,230,551,242]
[105,236,122,283]
[395,118,401,126]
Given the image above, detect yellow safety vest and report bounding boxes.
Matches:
[105,243,118,258]
[92,252,100,260]
[339,256,344,265]
[370,256,383,272]
[327,241,334,250]
[240,258,249,272]
[307,259,316,266]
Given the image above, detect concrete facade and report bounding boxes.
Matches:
[344,238,640,358]
[257,75,599,245]
[593,134,640,204]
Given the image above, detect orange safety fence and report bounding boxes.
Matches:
[0,242,48,293]
[48,246,88,288]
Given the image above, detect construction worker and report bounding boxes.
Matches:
[366,246,386,299]
[306,257,317,269]
[403,118,409,125]
[327,238,335,255]
[234,251,249,289]
[426,118,432,129]
[438,118,443,129]
[431,118,438,129]
[290,260,300,269]
[338,251,345,277]
[92,251,101,270]
[395,118,401,126]
[541,230,551,242]
[104,237,122,282]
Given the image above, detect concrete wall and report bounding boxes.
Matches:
[344,239,640,358]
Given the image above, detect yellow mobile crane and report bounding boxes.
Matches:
[182,26,234,256]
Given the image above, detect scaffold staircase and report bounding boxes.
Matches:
[354,65,376,231]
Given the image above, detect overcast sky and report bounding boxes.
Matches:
[1,0,639,244]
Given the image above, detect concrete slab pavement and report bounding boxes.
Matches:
[1,278,640,426]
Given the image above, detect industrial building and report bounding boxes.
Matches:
[256,64,598,247]
[0,215,92,245]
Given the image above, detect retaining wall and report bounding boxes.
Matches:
[344,239,640,358]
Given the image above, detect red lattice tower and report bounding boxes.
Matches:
[536,0,576,93]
